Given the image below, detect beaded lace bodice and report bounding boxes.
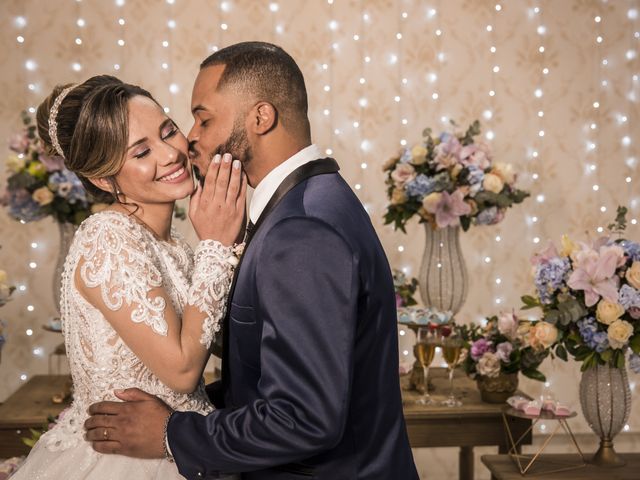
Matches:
[45,211,229,451]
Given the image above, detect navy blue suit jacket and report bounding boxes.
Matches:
[168,160,418,479]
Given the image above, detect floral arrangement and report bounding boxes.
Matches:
[383,120,529,232]
[459,311,554,381]
[393,269,419,307]
[522,207,640,372]
[1,112,108,225]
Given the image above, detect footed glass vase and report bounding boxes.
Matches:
[418,225,468,316]
[52,222,77,316]
[579,363,632,467]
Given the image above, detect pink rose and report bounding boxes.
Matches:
[391,163,416,187]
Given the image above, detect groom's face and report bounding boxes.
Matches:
[188,65,252,178]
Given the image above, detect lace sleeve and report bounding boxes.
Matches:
[187,240,243,346]
[76,215,168,336]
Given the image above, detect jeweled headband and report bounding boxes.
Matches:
[47,84,77,158]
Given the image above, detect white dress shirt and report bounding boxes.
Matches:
[248,144,324,224]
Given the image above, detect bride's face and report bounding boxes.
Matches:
[114,95,193,204]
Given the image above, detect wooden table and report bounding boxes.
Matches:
[402,368,532,480]
[0,375,72,457]
[482,453,640,479]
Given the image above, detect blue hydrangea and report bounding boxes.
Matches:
[629,353,640,374]
[399,148,412,164]
[619,284,640,310]
[578,317,609,353]
[49,169,87,206]
[466,165,485,185]
[476,206,498,225]
[404,174,437,199]
[7,188,44,222]
[621,240,640,262]
[534,257,571,304]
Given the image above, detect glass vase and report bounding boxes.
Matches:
[579,363,632,467]
[418,224,468,316]
[52,222,77,316]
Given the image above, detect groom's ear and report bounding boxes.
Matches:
[251,102,277,135]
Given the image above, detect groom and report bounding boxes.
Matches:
[85,41,418,480]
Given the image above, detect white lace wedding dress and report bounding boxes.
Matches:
[12,211,238,480]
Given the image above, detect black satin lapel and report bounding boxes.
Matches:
[249,157,339,243]
[217,157,339,389]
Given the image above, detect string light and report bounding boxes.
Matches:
[325,1,335,158]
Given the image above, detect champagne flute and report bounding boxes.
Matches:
[441,335,463,407]
[415,326,436,405]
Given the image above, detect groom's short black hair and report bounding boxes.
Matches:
[201,41,310,139]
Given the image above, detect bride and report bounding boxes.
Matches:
[11,75,246,479]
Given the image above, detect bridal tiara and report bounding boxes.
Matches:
[48,84,77,158]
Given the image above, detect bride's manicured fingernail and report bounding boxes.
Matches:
[223,153,232,163]
[213,154,221,164]
[233,160,241,169]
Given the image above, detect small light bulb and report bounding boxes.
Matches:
[76,37,83,45]
[269,3,279,12]
[117,39,125,46]
[169,83,179,94]
[77,18,86,27]
[118,18,125,26]
[26,329,33,336]
[17,35,25,43]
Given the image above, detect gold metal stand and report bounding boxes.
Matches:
[502,407,587,476]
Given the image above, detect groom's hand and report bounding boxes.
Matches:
[84,388,172,459]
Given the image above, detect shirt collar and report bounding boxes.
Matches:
[249,144,324,223]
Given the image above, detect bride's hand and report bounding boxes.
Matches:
[189,153,247,245]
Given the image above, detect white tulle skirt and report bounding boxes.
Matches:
[11,430,237,480]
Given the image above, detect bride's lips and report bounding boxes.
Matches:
[157,161,190,184]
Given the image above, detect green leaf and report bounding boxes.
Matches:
[630,334,640,354]
[522,369,546,382]
[555,345,568,361]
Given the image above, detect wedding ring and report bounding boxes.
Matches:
[103,428,108,440]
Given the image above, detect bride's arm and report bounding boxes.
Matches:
[77,156,246,394]
[75,229,237,394]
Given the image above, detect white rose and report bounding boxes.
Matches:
[497,311,519,340]
[477,352,501,378]
[492,162,516,184]
[626,261,640,290]
[422,192,442,213]
[529,321,558,350]
[607,319,634,349]
[596,300,625,326]
[32,187,54,206]
[482,173,504,194]
[411,145,428,165]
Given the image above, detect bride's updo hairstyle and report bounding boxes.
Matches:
[36,75,159,203]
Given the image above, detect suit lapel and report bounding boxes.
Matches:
[218,158,340,391]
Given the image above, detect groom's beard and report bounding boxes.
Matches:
[212,117,253,168]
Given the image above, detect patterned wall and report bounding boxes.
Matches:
[0,0,639,476]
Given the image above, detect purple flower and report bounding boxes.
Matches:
[471,338,493,361]
[534,257,571,304]
[629,353,640,374]
[49,169,88,206]
[404,174,437,198]
[496,342,513,363]
[8,130,29,154]
[578,317,609,353]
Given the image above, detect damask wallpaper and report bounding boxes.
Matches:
[0,0,638,477]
